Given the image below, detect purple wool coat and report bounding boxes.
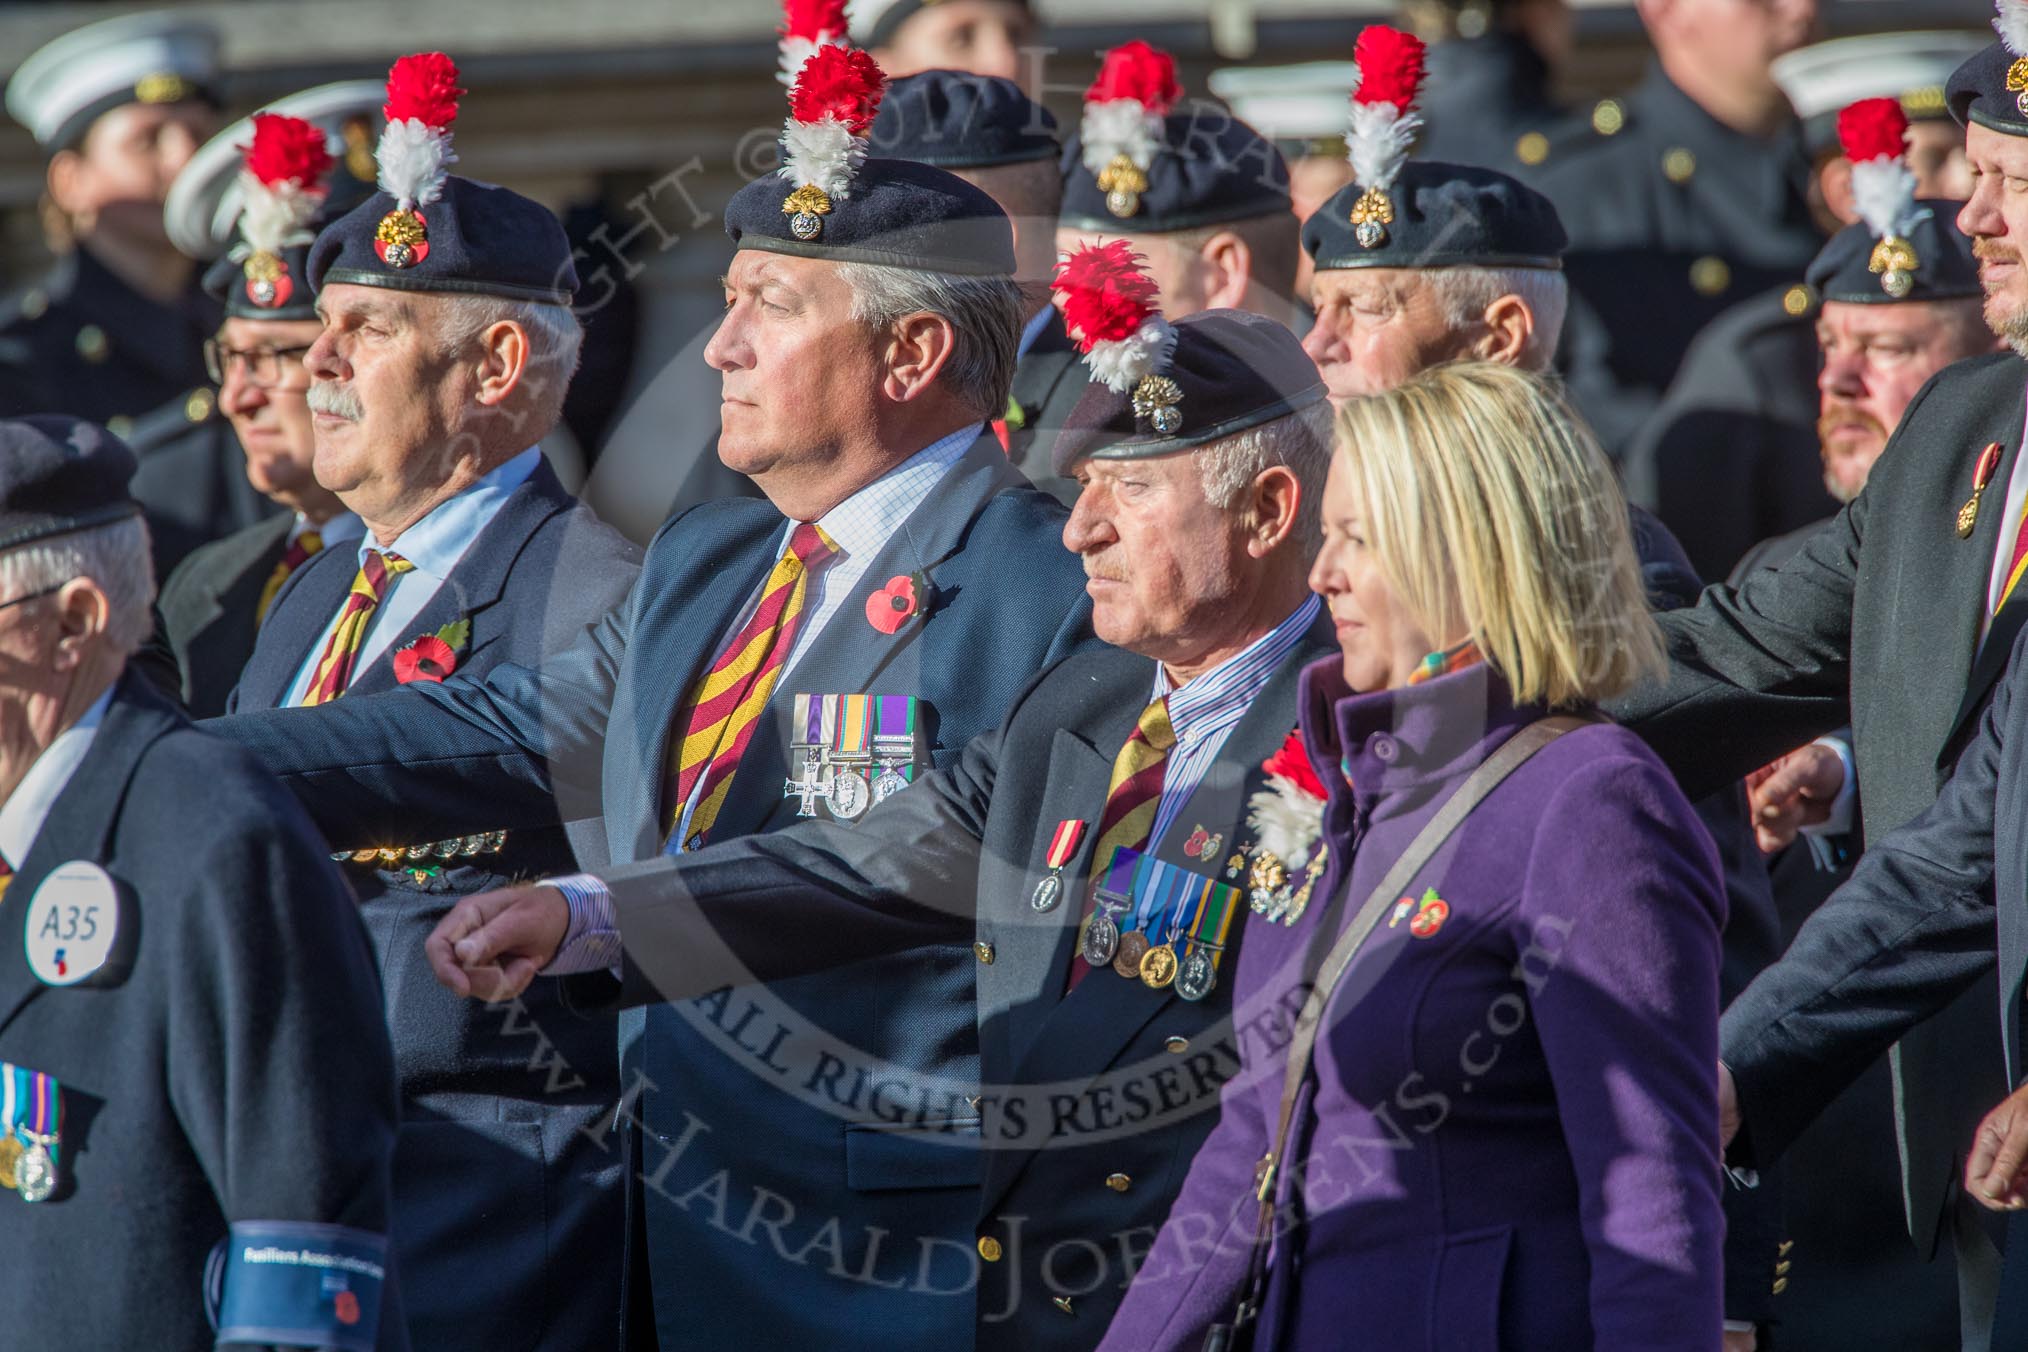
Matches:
[1095,658,1726,1351]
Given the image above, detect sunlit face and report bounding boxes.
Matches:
[1307,455,1437,693]
[54,101,215,245]
[703,251,886,481]
[1302,268,1470,403]
[215,316,323,505]
[1960,123,2028,352]
[303,285,467,521]
[873,0,1039,93]
[1815,298,1990,502]
[1063,452,1255,667]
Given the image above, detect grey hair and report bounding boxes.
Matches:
[432,295,585,430]
[1194,399,1335,554]
[0,515,154,657]
[1423,266,1570,371]
[833,261,1022,419]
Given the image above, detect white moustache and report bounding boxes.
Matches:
[307,382,363,421]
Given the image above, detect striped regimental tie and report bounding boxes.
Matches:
[299,550,414,706]
[1067,695,1177,990]
[663,522,839,852]
[257,529,324,624]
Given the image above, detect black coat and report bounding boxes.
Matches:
[1006,308,1087,507]
[227,456,643,1352]
[0,672,406,1351]
[1612,348,2028,1258]
[151,511,293,719]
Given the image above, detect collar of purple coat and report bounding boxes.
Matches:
[1296,654,1554,801]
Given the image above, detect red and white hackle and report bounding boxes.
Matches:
[1344,24,1426,249]
[233,112,333,308]
[1838,97,1920,298]
[779,44,886,240]
[779,0,850,86]
[1053,240,1185,433]
[373,52,463,269]
[1080,41,1181,219]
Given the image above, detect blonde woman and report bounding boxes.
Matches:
[1097,362,1725,1351]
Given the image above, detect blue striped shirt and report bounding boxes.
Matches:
[1145,594,1321,849]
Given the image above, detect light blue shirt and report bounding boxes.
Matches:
[281,448,541,707]
[0,683,114,870]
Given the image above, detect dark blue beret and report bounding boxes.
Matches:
[205,178,375,321]
[1303,160,1566,272]
[309,176,578,306]
[1051,309,1327,475]
[0,417,141,554]
[1805,200,1981,306]
[1948,41,2028,136]
[725,156,1016,275]
[869,70,1058,168]
[1060,100,1291,234]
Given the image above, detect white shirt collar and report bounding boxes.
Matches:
[0,682,115,871]
[805,423,981,563]
[355,446,541,578]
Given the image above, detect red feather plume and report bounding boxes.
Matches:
[1087,40,1181,112]
[781,0,848,41]
[383,52,463,128]
[242,113,333,189]
[1052,241,1160,349]
[1352,25,1426,113]
[1837,97,1909,164]
[790,46,886,135]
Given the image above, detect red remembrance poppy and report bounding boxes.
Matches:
[865,574,920,635]
[394,634,457,684]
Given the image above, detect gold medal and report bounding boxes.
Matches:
[1962,442,2004,539]
[1140,942,1178,989]
[0,1133,19,1192]
[1112,929,1150,979]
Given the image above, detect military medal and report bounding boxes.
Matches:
[785,746,833,818]
[0,1069,18,1191]
[1138,859,1211,988]
[828,767,871,820]
[869,695,921,802]
[787,694,921,822]
[1140,942,1179,988]
[1175,871,1241,1002]
[1961,442,2004,539]
[1081,848,1143,966]
[1031,819,1088,912]
[6,1065,59,1203]
[1111,929,1151,979]
[0,1134,18,1193]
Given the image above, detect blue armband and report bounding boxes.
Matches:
[204,1220,388,1350]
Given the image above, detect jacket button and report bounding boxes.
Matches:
[978,1236,1003,1262]
[974,941,995,964]
[1370,735,1398,763]
[1164,1036,1189,1054]
[1053,1297,1074,1315]
[1105,1172,1131,1192]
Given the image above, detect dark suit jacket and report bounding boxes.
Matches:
[228,456,642,1352]
[1006,309,1086,507]
[0,673,406,1352]
[151,511,292,719]
[578,611,1335,1350]
[212,433,1096,1350]
[1612,348,2028,1254]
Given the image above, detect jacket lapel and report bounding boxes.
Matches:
[230,545,359,712]
[0,674,179,1038]
[703,435,1030,842]
[1940,390,2028,755]
[185,514,292,638]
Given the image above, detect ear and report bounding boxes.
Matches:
[1470,293,1535,367]
[1198,230,1254,311]
[45,149,87,220]
[1818,157,1858,227]
[1243,464,1304,558]
[49,578,110,673]
[880,311,959,403]
[471,319,532,408]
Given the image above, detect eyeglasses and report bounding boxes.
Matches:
[0,581,69,613]
[203,340,313,388]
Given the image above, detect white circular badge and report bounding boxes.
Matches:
[24,861,120,986]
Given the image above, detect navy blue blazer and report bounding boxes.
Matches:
[214,433,1096,1350]
[0,673,406,1351]
[224,455,642,1352]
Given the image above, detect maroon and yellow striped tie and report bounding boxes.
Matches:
[299,550,413,706]
[257,529,324,624]
[664,522,838,850]
[1067,695,1177,989]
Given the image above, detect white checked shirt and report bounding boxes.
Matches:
[545,423,983,971]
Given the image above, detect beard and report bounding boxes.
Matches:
[1974,239,2028,356]
[1817,406,1885,505]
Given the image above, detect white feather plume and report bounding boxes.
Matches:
[1997,0,2028,58]
[777,34,844,87]
[1850,155,1921,243]
[1081,98,1164,176]
[778,115,867,199]
[1245,779,1325,873]
[376,117,456,212]
[1345,101,1419,193]
[232,172,325,259]
[1081,315,1178,394]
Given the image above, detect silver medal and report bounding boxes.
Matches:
[1030,871,1064,913]
[1175,946,1217,1002]
[872,765,910,804]
[828,768,871,820]
[16,1139,55,1203]
[1081,909,1120,966]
